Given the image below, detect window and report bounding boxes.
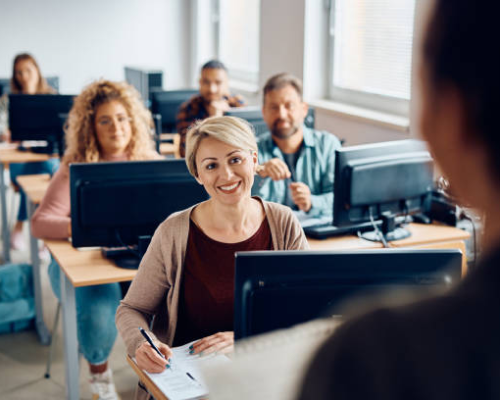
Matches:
[214,0,261,85]
[328,0,416,116]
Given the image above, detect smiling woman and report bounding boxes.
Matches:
[116,116,309,400]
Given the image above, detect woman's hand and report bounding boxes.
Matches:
[135,340,173,373]
[190,331,234,356]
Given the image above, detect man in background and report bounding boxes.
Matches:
[253,73,342,220]
[176,60,245,157]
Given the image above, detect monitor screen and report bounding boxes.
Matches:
[336,139,433,241]
[225,107,315,138]
[234,249,462,340]
[70,159,209,250]
[8,94,74,153]
[150,89,198,133]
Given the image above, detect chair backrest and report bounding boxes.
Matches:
[150,89,199,133]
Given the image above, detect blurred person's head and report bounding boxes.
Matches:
[419,0,499,212]
[199,60,229,103]
[185,116,258,206]
[11,53,54,94]
[262,73,308,140]
[63,80,156,164]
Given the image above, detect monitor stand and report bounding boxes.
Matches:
[360,213,411,243]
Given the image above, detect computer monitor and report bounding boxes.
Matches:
[150,89,199,133]
[335,139,433,241]
[124,67,163,107]
[305,139,434,241]
[225,107,315,138]
[0,76,59,96]
[234,248,462,340]
[8,94,74,155]
[70,159,208,267]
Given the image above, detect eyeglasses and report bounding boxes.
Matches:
[96,116,132,129]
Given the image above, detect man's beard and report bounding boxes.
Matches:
[271,119,299,139]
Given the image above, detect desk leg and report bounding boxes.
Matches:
[61,273,80,400]
[0,163,11,263]
[27,199,51,345]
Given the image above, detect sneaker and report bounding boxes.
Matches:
[10,229,26,251]
[38,245,51,262]
[89,369,120,400]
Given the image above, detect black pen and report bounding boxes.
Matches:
[186,372,200,385]
[139,327,166,360]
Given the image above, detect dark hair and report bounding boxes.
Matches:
[10,53,54,94]
[263,73,303,104]
[201,60,227,72]
[423,1,499,175]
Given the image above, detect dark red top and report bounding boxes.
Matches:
[174,217,273,346]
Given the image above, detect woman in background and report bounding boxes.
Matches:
[297,2,500,399]
[32,80,160,400]
[0,53,58,251]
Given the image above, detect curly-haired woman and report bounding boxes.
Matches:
[32,79,160,400]
[0,53,59,250]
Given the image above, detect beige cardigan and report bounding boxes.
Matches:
[116,198,309,357]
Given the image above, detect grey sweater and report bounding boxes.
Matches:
[116,198,309,358]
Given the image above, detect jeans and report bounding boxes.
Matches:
[48,259,122,365]
[10,159,60,221]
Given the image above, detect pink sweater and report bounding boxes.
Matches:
[31,154,129,240]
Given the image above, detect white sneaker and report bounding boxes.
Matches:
[89,369,120,400]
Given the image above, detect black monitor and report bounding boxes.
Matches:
[234,248,462,340]
[150,89,198,133]
[124,67,163,108]
[8,94,74,155]
[70,159,209,268]
[0,76,59,96]
[304,139,434,242]
[225,107,315,138]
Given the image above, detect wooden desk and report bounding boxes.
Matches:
[0,148,56,262]
[127,355,168,400]
[17,174,52,345]
[45,239,136,400]
[308,223,470,274]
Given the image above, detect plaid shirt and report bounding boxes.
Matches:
[176,94,246,157]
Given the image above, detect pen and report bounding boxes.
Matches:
[186,372,200,385]
[138,327,166,360]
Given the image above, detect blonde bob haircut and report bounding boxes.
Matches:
[63,79,157,165]
[185,116,257,177]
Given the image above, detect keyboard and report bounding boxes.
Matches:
[304,221,380,240]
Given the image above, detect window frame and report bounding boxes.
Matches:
[212,0,261,86]
[327,0,413,117]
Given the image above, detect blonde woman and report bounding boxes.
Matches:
[32,80,160,400]
[0,53,58,250]
[116,116,308,400]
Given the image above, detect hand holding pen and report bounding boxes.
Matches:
[135,327,174,373]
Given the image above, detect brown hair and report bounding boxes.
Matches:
[263,73,303,104]
[10,53,55,94]
[63,80,157,165]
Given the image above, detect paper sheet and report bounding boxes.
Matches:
[141,340,231,400]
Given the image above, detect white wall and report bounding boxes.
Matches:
[0,0,190,94]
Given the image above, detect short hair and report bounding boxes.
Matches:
[10,53,55,94]
[263,73,303,103]
[63,79,157,165]
[423,1,500,178]
[185,116,257,178]
[201,60,228,72]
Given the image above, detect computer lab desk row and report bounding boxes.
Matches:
[16,173,469,400]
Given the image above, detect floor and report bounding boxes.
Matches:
[0,182,138,399]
